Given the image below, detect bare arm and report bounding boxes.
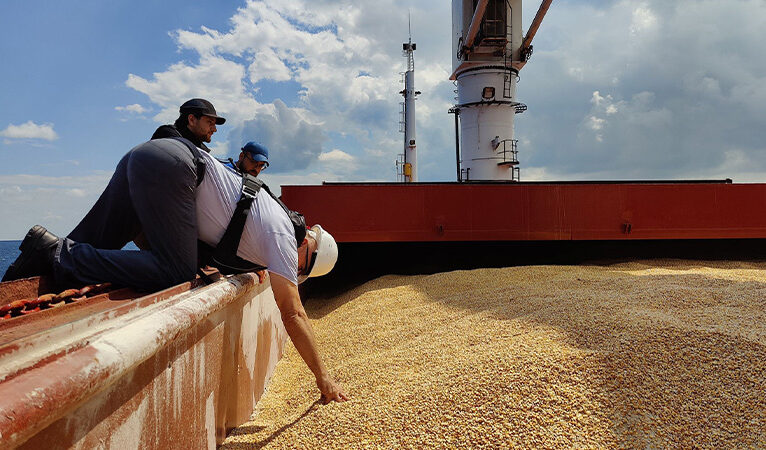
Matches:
[269,272,347,403]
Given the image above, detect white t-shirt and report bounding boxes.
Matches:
[195,151,298,285]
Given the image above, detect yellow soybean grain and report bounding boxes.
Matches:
[223,260,766,449]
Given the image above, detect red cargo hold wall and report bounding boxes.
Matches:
[280,182,766,242]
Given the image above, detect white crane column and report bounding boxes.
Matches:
[452,0,524,182]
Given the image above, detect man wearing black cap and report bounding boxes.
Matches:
[151,98,226,152]
[2,101,229,292]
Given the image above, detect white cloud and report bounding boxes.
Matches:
[67,188,87,198]
[126,55,264,125]
[115,104,148,114]
[590,91,610,107]
[0,172,113,239]
[248,49,292,83]
[120,0,766,184]
[630,5,658,35]
[0,185,22,195]
[0,121,58,141]
[318,149,354,162]
[124,0,454,181]
[206,140,231,158]
[227,99,325,172]
[519,0,766,181]
[317,148,358,175]
[587,116,605,131]
[0,173,112,187]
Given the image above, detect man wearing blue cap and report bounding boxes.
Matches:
[225,141,270,177]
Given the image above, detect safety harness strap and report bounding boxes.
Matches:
[218,163,308,250]
[209,175,267,273]
[169,137,266,274]
[256,180,308,247]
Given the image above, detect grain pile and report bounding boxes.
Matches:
[222,260,766,449]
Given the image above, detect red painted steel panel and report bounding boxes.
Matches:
[280,183,766,242]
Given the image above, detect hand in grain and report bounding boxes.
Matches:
[317,374,348,403]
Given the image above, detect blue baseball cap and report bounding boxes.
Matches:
[242,142,269,165]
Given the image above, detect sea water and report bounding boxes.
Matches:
[0,241,21,279]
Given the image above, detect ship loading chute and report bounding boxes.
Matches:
[450,0,551,182]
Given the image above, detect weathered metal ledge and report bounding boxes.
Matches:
[0,273,287,449]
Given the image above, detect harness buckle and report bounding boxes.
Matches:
[241,175,261,200]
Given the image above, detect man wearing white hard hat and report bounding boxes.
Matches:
[193,147,347,403]
[5,135,346,404]
[3,128,346,402]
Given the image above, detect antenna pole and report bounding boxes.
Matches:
[408,10,412,42]
[398,16,418,183]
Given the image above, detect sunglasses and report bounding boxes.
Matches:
[244,153,268,169]
[302,246,317,276]
[297,236,318,282]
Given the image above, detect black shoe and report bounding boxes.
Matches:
[1,225,60,282]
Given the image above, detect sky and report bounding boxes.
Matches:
[1,0,766,239]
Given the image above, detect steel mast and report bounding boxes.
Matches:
[398,15,420,183]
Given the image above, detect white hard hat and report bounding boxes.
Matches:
[297,224,338,284]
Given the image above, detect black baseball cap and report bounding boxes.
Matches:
[179,98,226,124]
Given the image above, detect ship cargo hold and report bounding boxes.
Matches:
[3,0,766,447]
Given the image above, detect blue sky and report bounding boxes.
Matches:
[2,0,766,239]
[0,1,242,175]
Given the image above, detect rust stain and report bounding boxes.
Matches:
[0,272,287,449]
